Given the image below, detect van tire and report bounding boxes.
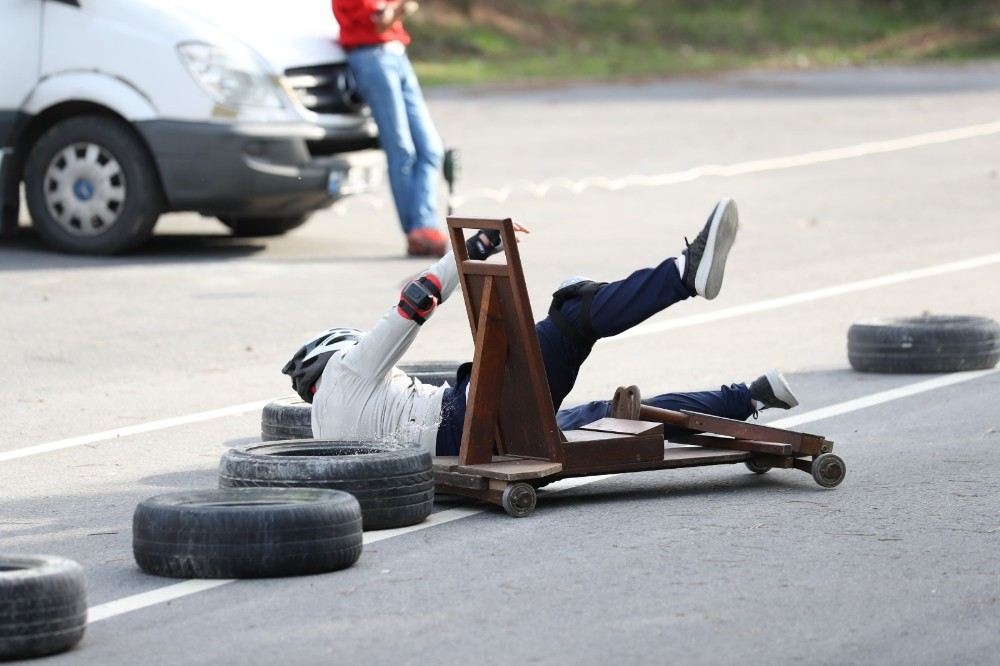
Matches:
[219,214,310,237]
[132,488,363,578]
[262,360,462,441]
[219,441,434,530]
[848,315,1000,373]
[24,115,162,254]
[0,555,87,660]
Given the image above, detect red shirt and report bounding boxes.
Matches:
[332,0,411,49]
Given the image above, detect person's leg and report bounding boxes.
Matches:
[555,383,755,437]
[399,54,444,232]
[536,256,689,411]
[347,48,415,233]
[536,198,739,411]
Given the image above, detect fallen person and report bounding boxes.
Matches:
[282,198,800,455]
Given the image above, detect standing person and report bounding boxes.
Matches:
[332,0,448,257]
[282,198,801,455]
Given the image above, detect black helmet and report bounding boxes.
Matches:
[281,327,362,402]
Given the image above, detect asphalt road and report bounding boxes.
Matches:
[2,64,999,665]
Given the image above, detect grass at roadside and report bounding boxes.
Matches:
[406,0,1000,86]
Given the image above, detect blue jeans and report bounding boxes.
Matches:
[348,45,443,233]
[435,257,755,456]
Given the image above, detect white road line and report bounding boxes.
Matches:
[612,251,1000,342]
[763,368,999,430]
[6,251,1000,465]
[84,367,997,625]
[450,119,1000,206]
[0,401,270,463]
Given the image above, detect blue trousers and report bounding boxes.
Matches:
[436,257,754,455]
[347,45,443,233]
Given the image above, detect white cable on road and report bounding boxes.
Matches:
[449,119,1000,207]
[83,366,998,625]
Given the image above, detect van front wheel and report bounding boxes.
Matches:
[24,116,162,254]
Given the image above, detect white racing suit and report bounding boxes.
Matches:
[311,252,460,453]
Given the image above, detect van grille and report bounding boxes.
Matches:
[284,63,365,115]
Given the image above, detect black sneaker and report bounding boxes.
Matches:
[749,369,799,410]
[682,198,739,299]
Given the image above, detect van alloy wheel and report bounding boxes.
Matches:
[43,142,127,236]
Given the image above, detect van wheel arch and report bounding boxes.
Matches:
[17,102,166,204]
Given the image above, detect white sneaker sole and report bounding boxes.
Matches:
[765,368,799,409]
[694,198,739,300]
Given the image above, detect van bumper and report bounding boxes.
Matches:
[136,120,383,217]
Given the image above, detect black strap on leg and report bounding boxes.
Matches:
[547,280,607,347]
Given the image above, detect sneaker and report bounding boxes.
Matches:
[681,198,739,299]
[749,369,799,410]
[406,228,448,257]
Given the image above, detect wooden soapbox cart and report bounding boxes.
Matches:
[435,217,846,517]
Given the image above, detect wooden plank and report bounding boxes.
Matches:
[683,434,793,456]
[562,432,664,469]
[460,261,508,277]
[447,216,565,464]
[455,459,563,480]
[433,456,521,472]
[579,418,664,437]
[434,469,489,490]
[661,446,750,465]
[681,411,829,455]
[459,277,507,465]
[433,483,504,506]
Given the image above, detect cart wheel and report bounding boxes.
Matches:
[811,453,846,488]
[501,483,537,518]
[745,460,772,475]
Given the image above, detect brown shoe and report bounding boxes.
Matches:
[406,228,448,257]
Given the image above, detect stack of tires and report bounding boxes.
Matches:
[848,315,1000,374]
[134,363,458,581]
[132,439,434,580]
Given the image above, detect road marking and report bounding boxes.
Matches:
[6,249,1000,464]
[0,401,270,463]
[612,251,1000,341]
[84,367,997,625]
[762,368,999,430]
[449,119,1000,206]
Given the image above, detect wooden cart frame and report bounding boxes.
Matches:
[435,217,846,517]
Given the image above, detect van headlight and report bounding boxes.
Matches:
[178,42,283,109]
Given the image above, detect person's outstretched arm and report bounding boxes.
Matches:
[340,225,527,380]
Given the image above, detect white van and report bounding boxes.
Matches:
[0,0,383,253]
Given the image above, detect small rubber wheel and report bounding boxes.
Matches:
[745,460,772,474]
[811,453,846,488]
[501,482,536,518]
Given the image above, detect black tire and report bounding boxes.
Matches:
[24,115,162,254]
[261,396,313,442]
[219,214,310,237]
[399,360,462,388]
[0,555,87,660]
[848,315,1000,374]
[261,360,462,441]
[132,488,362,579]
[219,441,434,530]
